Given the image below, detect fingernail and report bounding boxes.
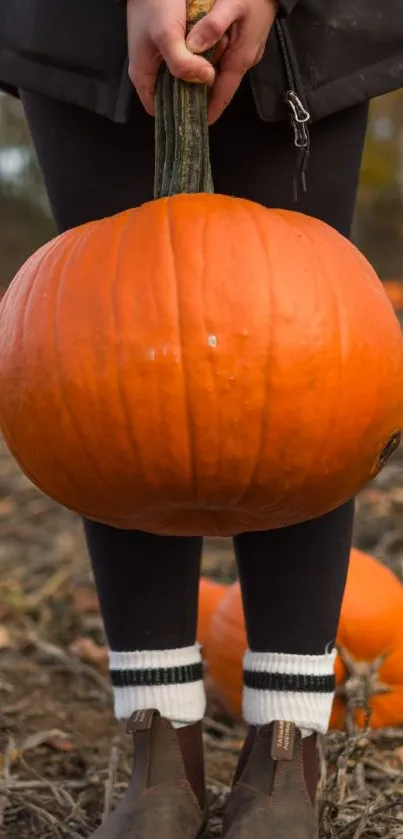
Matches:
[187,70,214,86]
[202,67,215,85]
[187,34,206,53]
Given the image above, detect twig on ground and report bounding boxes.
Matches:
[26,633,111,694]
[102,747,119,821]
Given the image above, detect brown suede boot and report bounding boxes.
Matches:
[92,709,207,839]
[223,721,319,839]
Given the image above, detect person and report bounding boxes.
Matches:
[0,1,402,837]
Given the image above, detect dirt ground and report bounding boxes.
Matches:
[2,435,403,837]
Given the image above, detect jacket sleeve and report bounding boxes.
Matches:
[277,0,299,16]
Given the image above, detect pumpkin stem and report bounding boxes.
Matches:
[154,0,215,198]
[336,646,390,734]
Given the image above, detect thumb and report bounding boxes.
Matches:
[186,1,239,53]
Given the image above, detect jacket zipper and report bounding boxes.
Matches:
[275,19,311,199]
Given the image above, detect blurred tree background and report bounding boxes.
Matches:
[0,89,402,290]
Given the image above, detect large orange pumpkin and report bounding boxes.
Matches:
[1,24,403,536]
[207,548,403,729]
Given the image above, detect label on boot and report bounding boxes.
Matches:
[127,708,159,733]
[271,721,295,761]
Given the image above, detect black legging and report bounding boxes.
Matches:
[20,80,367,657]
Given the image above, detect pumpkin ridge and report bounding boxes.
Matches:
[1,236,78,495]
[294,216,350,493]
[306,219,345,488]
[29,236,94,494]
[110,219,150,494]
[233,202,276,507]
[53,238,111,493]
[18,249,44,428]
[199,208,221,499]
[71,225,136,502]
[166,201,197,500]
[242,212,320,506]
[339,241,383,466]
[345,239,403,471]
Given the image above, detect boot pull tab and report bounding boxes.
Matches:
[271,721,296,762]
[126,708,160,734]
[126,709,161,792]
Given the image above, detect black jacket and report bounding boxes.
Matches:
[0,0,403,125]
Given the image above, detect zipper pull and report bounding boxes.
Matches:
[284,90,310,150]
[284,91,311,200]
[285,91,310,126]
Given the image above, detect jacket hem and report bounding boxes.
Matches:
[250,52,403,123]
[1,46,403,125]
[0,47,132,122]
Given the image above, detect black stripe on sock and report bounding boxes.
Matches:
[110,662,204,688]
[243,671,335,693]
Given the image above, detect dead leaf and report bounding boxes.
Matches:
[73,587,100,614]
[22,729,75,753]
[70,637,108,670]
[361,489,387,504]
[0,736,21,776]
[0,626,13,650]
[393,745,403,765]
[46,734,76,753]
[0,498,16,517]
[0,793,11,829]
[389,488,403,511]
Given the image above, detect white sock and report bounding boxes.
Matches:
[242,649,337,736]
[109,643,206,727]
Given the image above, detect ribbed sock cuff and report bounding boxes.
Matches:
[109,644,206,725]
[242,649,336,734]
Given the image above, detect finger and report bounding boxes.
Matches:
[211,34,230,65]
[129,67,160,115]
[128,40,162,114]
[130,32,215,113]
[154,27,215,84]
[186,0,243,53]
[207,64,244,124]
[207,39,262,123]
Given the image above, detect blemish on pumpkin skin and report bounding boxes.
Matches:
[208,335,217,348]
[146,343,180,362]
[373,429,402,475]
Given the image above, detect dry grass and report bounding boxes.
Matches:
[2,436,403,837]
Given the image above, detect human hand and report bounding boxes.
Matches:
[186,0,279,123]
[127,0,216,115]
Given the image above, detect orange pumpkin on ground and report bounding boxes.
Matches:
[206,549,403,729]
[330,548,403,729]
[197,577,227,650]
[383,280,403,313]
[1,30,403,536]
[207,580,245,717]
